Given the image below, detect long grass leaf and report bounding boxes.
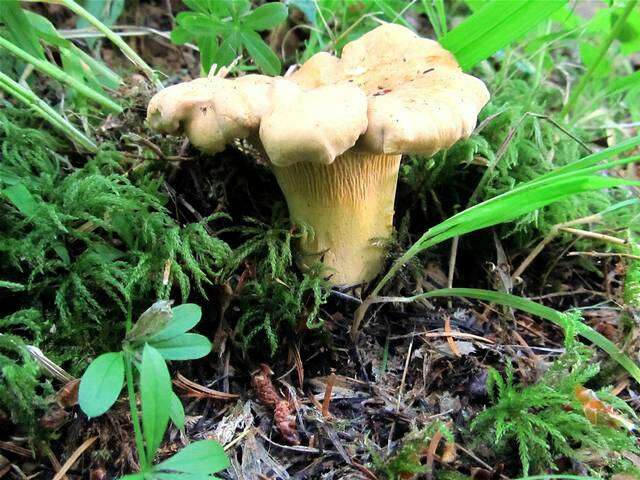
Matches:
[372,174,639,296]
[441,0,567,70]
[561,0,639,115]
[376,288,640,384]
[0,36,122,113]
[57,0,163,89]
[0,71,97,152]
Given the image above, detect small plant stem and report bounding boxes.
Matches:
[124,302,147,468]
[562,0,638,116]
[57,0,163,90]
[0,36,122,113]
[0,71,97,152]
[124,354,147,468]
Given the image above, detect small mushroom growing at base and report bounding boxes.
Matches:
[147,24,489,286]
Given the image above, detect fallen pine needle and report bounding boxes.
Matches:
[52,436,97,480]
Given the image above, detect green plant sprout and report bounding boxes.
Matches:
[79,301,229,479]
[171,0,288,75]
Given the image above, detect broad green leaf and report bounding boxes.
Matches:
[152,334,212,361]
[120,473,146,480]
[141,344,171,460]
[441,0,567,70]
[147,304,202,343]
[128,300,174,342]
[200,35,221,74]
[240,29,281,75]
[0,0,45,59]
[183,0,216,14]
[79,352,124,418]
[224,0,251,17]
[153,473,218,480]
[155,440,229,475]
[169,391,186,431]
[211,29,242,71]
[2,184,38,217]
[170,24,198,45]
[174,12,230,36]
[242,3,288,30]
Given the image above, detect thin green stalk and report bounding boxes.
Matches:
[0,71,97,152]
[124,302,148,469]
[370,288,640,384]
[57,0,163,90]
[0,36,122,113]
[562,0,638,116]
[124,353,148,469]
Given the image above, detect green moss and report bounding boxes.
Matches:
[471,321,638,476]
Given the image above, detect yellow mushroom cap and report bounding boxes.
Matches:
[290,23,490,157]
[259,79,368,167]
[147,23,489,161]
[146,74,274,154]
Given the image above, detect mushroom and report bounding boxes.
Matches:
[147,23,490,286]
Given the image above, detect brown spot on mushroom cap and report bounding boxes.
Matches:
[358,69,490,155]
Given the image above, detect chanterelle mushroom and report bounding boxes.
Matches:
[147,23,490,286]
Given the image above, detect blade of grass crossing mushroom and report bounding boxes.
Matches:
[368,288,640,384]
[0,71,98,152]
[441,0,567,71]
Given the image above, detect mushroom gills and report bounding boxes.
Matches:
[272,152,402,286]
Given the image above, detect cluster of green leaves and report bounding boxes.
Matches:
[0,108,233,368]
[79,301,229,479]
[172,0,289,75]
[471,321,638,476]
[232,214,330,355]
[370,421,454,480]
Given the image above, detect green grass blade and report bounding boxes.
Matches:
[0,35,122,113]
[382,288,640,384]
[372,174,638,296]
[0,71,97,152]
[57,0,163,90]
[533,135,640,182]
[441,0,567,70]
[371,139,640,296]
[561,0,638,116]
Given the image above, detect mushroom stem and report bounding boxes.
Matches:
[272,151,402,286]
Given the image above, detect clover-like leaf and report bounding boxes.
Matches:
[79,352,124,418]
